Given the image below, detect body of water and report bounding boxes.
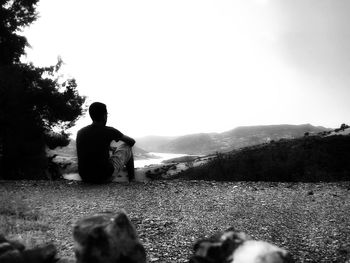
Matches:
[134,152,187,168]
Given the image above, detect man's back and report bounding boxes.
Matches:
[76,123,123,183]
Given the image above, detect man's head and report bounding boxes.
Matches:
[89,102,107,124]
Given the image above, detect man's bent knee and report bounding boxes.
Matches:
[109,141,133,173]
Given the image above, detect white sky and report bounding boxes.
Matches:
[22,0,350,138]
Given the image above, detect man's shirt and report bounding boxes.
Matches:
[76,123,123,183]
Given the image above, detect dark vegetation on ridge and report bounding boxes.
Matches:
[176,131,350,182]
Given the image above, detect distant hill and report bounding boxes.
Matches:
[136,124,330,154]
[135,135,177,152]
[219,124,329,152]
[158,133,222,154]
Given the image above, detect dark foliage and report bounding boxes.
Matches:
[0,234,58,263]
[179,135,350,182]
[0,0,85,179]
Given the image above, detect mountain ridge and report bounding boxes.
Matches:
[136,124,330,154]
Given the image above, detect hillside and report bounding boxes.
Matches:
[136,124,329,154]
[135,135,177,152]
[158,133,220,154]
[177,129,350,182]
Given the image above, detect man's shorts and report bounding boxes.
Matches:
[109,140,132,174]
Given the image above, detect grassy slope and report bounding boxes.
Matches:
[178,135,350,182]
[1,180,350,262]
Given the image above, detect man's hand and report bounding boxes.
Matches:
[120,135,136,147]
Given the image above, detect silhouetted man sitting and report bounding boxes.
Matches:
[76,102,136,183]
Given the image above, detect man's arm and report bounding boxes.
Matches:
[120,135,136,147]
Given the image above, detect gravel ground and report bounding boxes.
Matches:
[1,180,350,263]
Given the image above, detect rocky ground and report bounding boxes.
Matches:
[0,180,349,262]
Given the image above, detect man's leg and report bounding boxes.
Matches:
[126,155,135,181]
[109,141,135,182]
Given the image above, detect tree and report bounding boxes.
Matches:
[0,0,85,179]
[340,123,349,131]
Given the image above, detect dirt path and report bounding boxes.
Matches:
[1,180,349,262]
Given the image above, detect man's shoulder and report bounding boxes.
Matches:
[77,124,123,139]
[105,126,121,132]
[77,125,93,135]
[105,126,124,139]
